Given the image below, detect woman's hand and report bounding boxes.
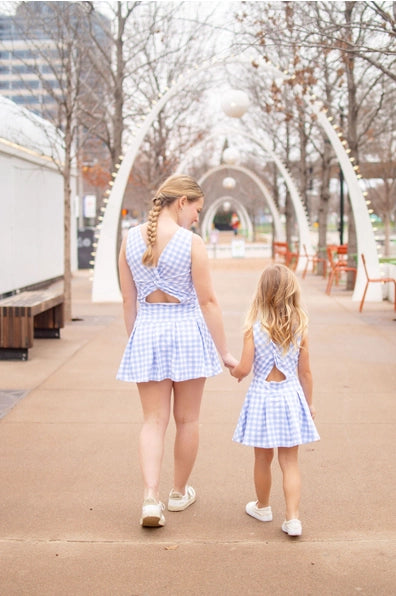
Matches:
[309,404,316,419]
[222,352,239,370]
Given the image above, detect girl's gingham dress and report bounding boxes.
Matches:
[117,225,222,383]
[233,321,320,448]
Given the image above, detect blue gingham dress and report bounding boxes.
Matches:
[233,322,320,448]
[117,225,222,383]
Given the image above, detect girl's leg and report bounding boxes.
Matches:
[172,377,205,493]
[254,447,274,507]
[278,445,301,520]
[137,380,173,501]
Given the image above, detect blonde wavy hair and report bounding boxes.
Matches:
[142,174,204,267]
[244,264,308,353]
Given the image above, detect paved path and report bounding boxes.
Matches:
[0,259,395,595]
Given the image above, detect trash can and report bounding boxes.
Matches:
[77,228,95,269]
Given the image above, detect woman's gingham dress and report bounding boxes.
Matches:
[117,225,222,383]
[233,322,320,448]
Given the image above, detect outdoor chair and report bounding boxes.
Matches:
[273,241,299,271]
[359,253,396,312]
[301,244,327,279]
[326,244,357,295]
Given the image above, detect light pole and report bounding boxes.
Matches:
[339,106,345,245]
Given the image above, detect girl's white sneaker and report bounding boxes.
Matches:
[245,501,273,522]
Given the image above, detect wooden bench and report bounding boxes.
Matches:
[0,290,64,360]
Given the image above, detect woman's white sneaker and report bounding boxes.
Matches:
[168,485,196,511]
[140,498,165,527]
[245,501,273,522]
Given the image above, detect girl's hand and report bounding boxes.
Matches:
[230,366,245,383]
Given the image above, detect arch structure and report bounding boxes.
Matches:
[191,130,313,262]
[201,196,254,241]
[91,54,380,303]
[197,164,284,243]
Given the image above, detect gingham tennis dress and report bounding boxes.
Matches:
[233,321,320,448]
[116,225,222,383]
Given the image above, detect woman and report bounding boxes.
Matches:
[117,174,236,527]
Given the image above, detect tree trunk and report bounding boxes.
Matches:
[317,139,332,274]
[63,134,72,322]
[344,1,359,289]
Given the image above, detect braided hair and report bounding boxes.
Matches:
[142,174,203,267]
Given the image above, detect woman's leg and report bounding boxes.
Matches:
[137,379,173,501]
[278,445,301,520]
[172,377,205,493]
[254,447,274,507]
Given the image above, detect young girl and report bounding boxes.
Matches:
[231,264,319,537]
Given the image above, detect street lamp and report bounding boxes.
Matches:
[223,147,240,165]
[223,176,236,190]
[221,90,250,118]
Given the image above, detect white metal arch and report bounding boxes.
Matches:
[201,196,253,241]
[91,54,380,302]
[197,164,284,243]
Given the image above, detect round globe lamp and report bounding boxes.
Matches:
[223,177,236,190]
[223,147,240,165]
[221,90,250,118]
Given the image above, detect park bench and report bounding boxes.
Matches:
[0,289,64,360]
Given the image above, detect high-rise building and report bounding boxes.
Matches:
[0,2,109,120]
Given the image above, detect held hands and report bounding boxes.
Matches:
[222,352,239,370]
[221,353,248,383]
[230,366,246,383]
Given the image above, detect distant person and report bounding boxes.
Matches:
[230,211,240,236]
[230,264,319,537]
[117,174,237,527]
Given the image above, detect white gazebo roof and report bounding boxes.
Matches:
[0,96,64,159]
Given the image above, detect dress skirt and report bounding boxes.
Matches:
[117,301,222,383]
[233,376,320,448]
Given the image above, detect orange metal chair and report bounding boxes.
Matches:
[273,241,299,271]
[326,244,357,295]
[359,253,396,312]
[302,244,327,279]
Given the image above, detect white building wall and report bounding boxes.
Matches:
[0,139,76,295]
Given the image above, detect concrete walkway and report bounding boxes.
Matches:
[0,259,395,596]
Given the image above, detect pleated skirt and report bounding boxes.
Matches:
[117,302,222,383]
[233,376,320,448]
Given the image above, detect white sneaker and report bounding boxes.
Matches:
[245,501,273,522]
[140,498,165,527]
[168,485,196,511]
[282,519,302,536]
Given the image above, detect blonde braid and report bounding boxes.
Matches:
[142,197,162,267]
[141,174,204,267]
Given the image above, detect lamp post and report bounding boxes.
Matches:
[339,106,345,245]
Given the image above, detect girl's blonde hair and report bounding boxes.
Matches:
[245,264,308,352]
[142,174,204,267]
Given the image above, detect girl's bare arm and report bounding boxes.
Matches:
[230,330,255,382]
[298,333,315,418]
